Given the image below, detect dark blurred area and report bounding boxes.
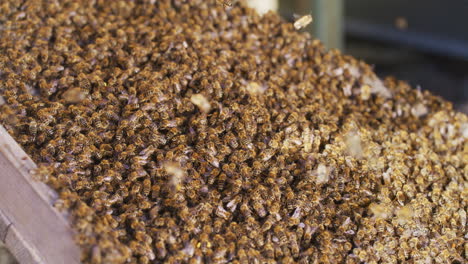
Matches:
[347,38,468,113]
[279,0,468,113]
[346,0,468,113]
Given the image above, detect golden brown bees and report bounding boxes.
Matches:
[0,0,466,263]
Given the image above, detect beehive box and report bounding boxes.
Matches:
[0,124,79,264]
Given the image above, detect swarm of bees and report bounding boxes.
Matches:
[0,0,466,263]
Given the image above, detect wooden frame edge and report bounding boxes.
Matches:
[0,125,80,264]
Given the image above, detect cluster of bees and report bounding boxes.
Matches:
[0,0,466,263]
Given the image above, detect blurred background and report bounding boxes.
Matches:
[248,0,468,113]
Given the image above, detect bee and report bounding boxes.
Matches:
[130,182,142,195]
[154,240,167,259]
[142,178,151,196]
[215,204,230,220]
[237,248,248,263]
[251,198,266,218]
[212,218,224,233]
[303,223,317,243]
[252,161,263,175]
[77,73,91,90]
[75,115,88,126]
[261,215,277,232]
[188,253,203,264]
[288,207,301,226]
[226,195,241,212]
[294,14,313,30]
[395,191,406,206]
[225,132,238,149]
[30,165,54,182]
[66,125,82,136]
[17,93,33,102]
[131,155,149,166]
[207,167,220,185]
[217,172,227,190]
[36,108,54,123]
[239,200,253,218]
[206,154,219,168]
[185,187,198,201]
[268,135,282,149]
[287,233,300,257]
[28,120,38,136]
[190,94,211,113]
[259,148,275,161]
[229,177,243,194]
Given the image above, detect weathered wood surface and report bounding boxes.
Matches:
[0,125,80,264]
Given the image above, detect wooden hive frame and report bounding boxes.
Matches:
[0,125,80,264]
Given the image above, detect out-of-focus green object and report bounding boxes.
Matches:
[311,0,343,50]
[279,0,344,50]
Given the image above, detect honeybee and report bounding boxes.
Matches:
[252,199,267,218]
[288,207,301,226]
[240,200,252,218]
[212,218,224,234]
[130,182,142,195]
[303,223,317,243]
[215,204,231,220]
[154,240,167,259]
[141,178,151,196]
[252,161,263,175]
[230,178,243,194]
[28,120,38,136]
[226,195,241,212]
[30,165,54,181]
[217,173,227,190]
[261,215,276,231]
